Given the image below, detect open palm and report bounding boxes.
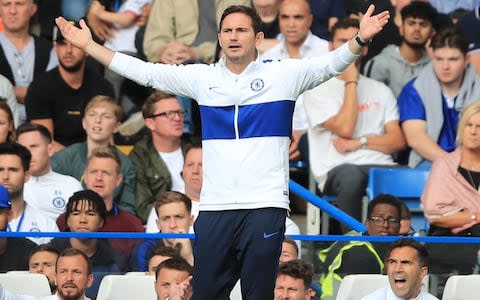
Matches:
[358,5,390,41]
[55,17,92,50]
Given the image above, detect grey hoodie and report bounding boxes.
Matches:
[364,45,431,97]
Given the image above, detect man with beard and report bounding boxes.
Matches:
[25,22,114,153]
[364,1,437,98]
[0,248,94,300]
[0,142,59,245]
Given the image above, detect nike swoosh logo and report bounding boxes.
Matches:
[263,231,279,239]
[209,86,220,90]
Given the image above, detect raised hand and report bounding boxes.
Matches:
[358,4,390,41]
[55,17,93,51]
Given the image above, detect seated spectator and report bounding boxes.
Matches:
[0,184,37,272]
[361,238,438,300]
[364,1,436,98]
[56,147,144,257]
[0,0,58,122]
[0,142,59,244]
[147,246,182,276]
[129,91,190,223]
[422,100,480,274]
[50,190,124,273]
[25,22,114,152]
[0,101,15,143]
[131,191,194,271]
[17,123,82,222]
[28,244,60,294]
[0,74,18,127]
[318,194,403,300]
[275,259,314,300]
[398,26,480,168]
[0,247,94,300]
[303,18,405,229]
[52,95,136,214]
[154,257,193,300]
[279,236,299,264]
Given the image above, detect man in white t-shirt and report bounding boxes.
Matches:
[0,142,59,244]
[129,91,189,223]
[303,18,406,231]
[262,0,328,160]
[17,123,82,222]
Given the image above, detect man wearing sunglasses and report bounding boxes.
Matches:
[129,91,191,223]
[318,194,404,299]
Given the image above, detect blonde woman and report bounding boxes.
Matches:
[422,100,480,274]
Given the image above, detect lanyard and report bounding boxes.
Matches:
[7,208,26,232]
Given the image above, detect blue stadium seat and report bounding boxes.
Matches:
[366,167,430,233]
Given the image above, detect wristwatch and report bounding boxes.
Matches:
[355,33,370,47]
[359,136,368,149]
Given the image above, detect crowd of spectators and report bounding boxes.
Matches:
[0,0,480,299]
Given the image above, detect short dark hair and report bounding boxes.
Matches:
[0,142,31,171]
[154,191,192,216]
[367,194,402,220]
[219,5,262,35]
[155,257,193,280]
[17,122,53,144]
[430,26,469,55]
[57,248,92,275]
[330,18,360,41]
[148,246,182,265]
[142,91,178,118]
[401,1,437,23]
[65,190,107,230]
[277,259,314,289]
[29,244,60,262]
[386,238,429,268]
[184,137,202,159]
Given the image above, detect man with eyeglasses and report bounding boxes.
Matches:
[129,91,191,223]
[318,194,403,299]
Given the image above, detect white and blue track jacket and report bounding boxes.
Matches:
[110,43,358,211]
